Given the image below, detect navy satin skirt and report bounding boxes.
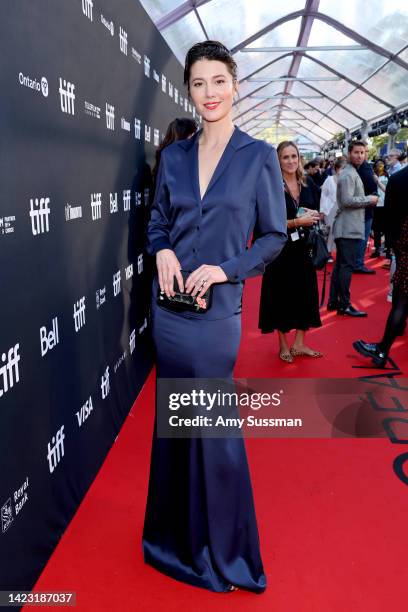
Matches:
[142,300,266,593]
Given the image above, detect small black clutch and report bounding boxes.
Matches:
[156,270,213,313]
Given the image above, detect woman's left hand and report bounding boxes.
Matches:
[185,265,228,298]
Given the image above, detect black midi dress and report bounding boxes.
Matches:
[258,178,322,334]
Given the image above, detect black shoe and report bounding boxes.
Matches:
[337,305,367,317]
[327,301,339,311]
[369,250,381,258]
[353,267,376,274]
[352,340,388,367]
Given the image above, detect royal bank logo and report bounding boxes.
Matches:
[29,197,50,236]
[121,117,130,132]
[96,286,106,309]
[161,74,167,93]
[144,188,150,207]
[110,192,118,214]
[106,103,115,130]
[137,253,144,274]
[18,72,48,97]
[113,270,121,296]
[101,13,114,35]
[174,88,179,103]
[0,216,16,235]
[123,189,131,211]
[73,297,86,332]
[65,203,82,221]
[135,192,142,207]
[144,55,151,77]
[84,100,100,119]
[168,82,173,98]
[40,316,59,357]
[101,366,110,399]
[134,118,141,140]
[14,477,29,517]
[59,78,75,115]
[139,318,147,335]
[144,124,151,142]
[129,330,136,354]
[82,0,93,21]
[1,498,13,533]
[91,193,102,220]
[131,47,141,63]
[0,343,21,399]
[119,27,128,55]
[47,425,65,474]
[154,128,160,147]
[125,263,133,280]
[76,395,93,427]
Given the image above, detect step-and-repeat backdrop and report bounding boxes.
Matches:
[0,0,197,591]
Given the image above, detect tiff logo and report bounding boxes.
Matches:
[161,74,167,93]
[47,425,65,474]
[110,192,118,213]
[59,78,75,115]
[144,55,150,77]
[40,317,59,357]
[145,125,151,142]
[134,118,141,139]
[91,193,102,220]
[129,330,136,354]
[82,0,93,21]
[125,263,133,280]
[123,189,131,211]
[73,297,86,332]
[29,197,50,236]
[168,82,173,97]
[101,366,110,399]
[119,27,128,55]
[106,103,115,130]
[113,271,121,296]
[0,343,21,399]
[154,129,160,147]
[137,253,144,274]
[174,88,179,103]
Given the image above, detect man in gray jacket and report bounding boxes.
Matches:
[328,141,378,316]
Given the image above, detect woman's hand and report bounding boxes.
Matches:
[296,209,320,227]
[185,265,228,298]
[156,249,183,298]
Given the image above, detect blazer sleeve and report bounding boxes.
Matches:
[219,147,287,282]
[146,154,173,256]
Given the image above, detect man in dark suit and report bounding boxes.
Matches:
[354,145,378,273]
[353,165,408,365]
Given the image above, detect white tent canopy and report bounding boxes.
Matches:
[140,0,408,152]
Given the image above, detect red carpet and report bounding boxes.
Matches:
[29,258,407,611]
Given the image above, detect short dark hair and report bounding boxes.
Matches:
[348,140,367,153]
[184,40,237,93]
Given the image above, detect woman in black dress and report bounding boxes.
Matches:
[258,141,322,362]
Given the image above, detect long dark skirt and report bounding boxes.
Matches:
[142,300,266,593]
[259,238,322,334]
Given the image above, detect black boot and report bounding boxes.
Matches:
[352,340,388,367]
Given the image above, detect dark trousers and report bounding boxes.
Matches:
[329,238,361,308]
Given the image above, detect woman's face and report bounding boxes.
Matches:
[376,162,385,175]
[188,59,236,123]
[279,146,299,175]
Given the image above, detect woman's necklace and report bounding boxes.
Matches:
[284,178,300,206]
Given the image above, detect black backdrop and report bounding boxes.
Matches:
[0,0,196,591]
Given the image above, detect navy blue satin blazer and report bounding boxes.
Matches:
[147,126,287,319]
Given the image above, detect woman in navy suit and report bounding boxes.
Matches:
[143,41,287,593]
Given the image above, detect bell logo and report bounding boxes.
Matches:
[40,317,59,357]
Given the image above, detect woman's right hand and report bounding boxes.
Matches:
[156,249,184,298]
[296,210,320,227]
